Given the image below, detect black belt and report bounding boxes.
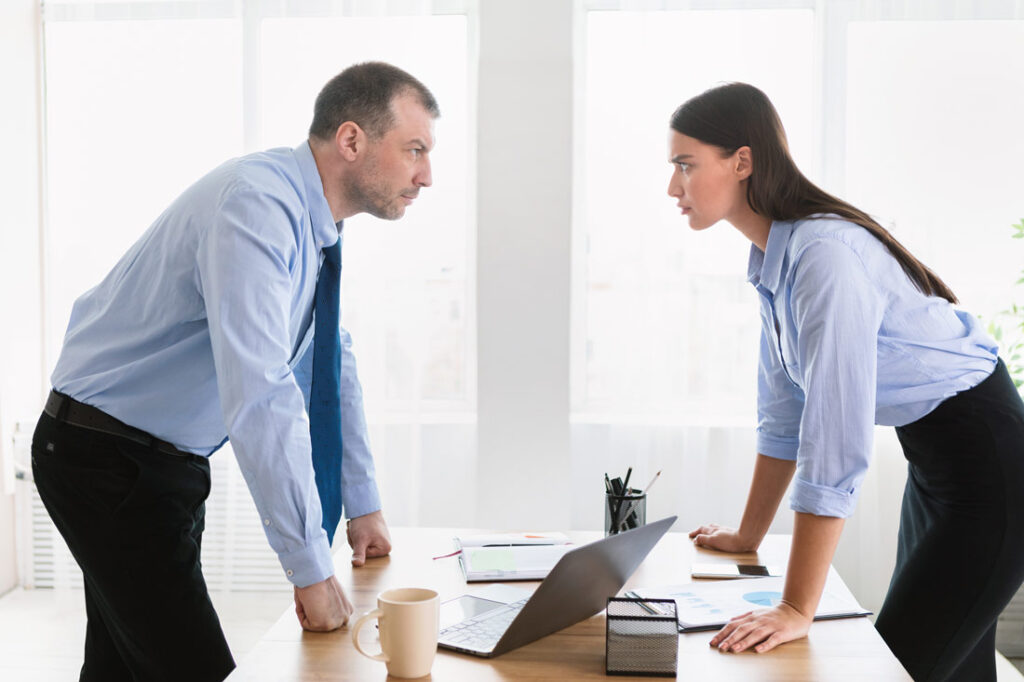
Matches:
[44,390,190,458]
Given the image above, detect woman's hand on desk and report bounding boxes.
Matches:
[688,524,757,553]
[709,602,812,654]
[293,575,354,631]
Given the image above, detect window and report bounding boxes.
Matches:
[845,19,1024,318]
[43,13,244,369]
[260,14,474,414]
[576,8,815,425]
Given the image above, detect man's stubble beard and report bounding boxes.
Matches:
[343,154,405,221]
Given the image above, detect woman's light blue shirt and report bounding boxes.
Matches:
[749,217,997,518]
[50,141,380,587]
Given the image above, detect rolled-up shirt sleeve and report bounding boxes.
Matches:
[788,238,885,518]
[196,185,333,588]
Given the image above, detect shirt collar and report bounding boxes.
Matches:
[746,220,793,294]
[292,140,343,250]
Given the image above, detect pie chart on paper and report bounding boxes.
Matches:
[743,591,783,607]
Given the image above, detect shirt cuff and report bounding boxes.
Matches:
[342,479,382,519]
[277,535,334,588]
[756,430,799,460]
[789,477,858,518]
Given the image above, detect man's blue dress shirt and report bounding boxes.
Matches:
[51,141,381,587]
[749,216,998,518]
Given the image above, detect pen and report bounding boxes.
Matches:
[624,590,660,616]
[609,476,623,524]
[605,473,617,522]
[638,466,663,493]
[482,543,555,547]
[616,470,662,533]
[611,467,632,532]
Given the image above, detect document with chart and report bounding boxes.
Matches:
[627,575,870,632]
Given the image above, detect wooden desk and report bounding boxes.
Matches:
[227,528,910,681]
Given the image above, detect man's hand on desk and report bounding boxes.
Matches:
[294,575,353,631]
[347,510,392,567]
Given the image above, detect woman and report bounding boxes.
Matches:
[674,82,1024,681]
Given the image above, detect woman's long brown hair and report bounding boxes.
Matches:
[670,83,957,304]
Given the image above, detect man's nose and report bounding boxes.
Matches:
[416,158,432,188]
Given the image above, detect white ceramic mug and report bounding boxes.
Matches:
[351,587,440,679]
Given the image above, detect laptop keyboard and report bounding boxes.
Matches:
[440,598,530,650]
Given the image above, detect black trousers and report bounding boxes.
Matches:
[32,411,236,682]
[876,359,1024,682]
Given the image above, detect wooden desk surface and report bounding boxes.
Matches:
[228,527,910,681]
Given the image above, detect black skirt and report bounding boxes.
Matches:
[876,358,1024,682]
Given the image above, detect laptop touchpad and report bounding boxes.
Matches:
[441,596,506,630]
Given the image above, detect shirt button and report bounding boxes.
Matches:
[286,569,294,577]
[264,518,271,526]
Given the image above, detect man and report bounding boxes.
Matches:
[31,62,438,681]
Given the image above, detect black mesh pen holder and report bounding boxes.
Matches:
[606,597,678,677]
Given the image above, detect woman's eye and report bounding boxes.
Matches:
[676,162,691,173]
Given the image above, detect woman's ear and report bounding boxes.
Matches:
[734,146,753,180]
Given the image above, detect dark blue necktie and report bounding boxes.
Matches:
[310,239,343,545]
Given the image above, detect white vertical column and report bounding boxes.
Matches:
[0,0,46,591]
[241,0,263,152]
[475,0,573,529]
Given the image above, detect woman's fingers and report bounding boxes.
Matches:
[755,631,785,653]
[709,621,739,648]
[688,523,719,538]
[709,611,751,647]
[693,533,720,548]
[725,623,773,652]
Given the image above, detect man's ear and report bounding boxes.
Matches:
[735,145,754,180]
[335,121,363,162]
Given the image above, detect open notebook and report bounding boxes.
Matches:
[455,533,573,581]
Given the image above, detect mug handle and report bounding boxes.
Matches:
[351,608,388,662]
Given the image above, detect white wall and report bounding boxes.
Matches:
[476,0,573,529]
[0,0,45,595]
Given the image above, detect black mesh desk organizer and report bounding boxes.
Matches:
[605,597,678,676]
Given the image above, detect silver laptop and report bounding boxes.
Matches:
[438,515,677,657]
